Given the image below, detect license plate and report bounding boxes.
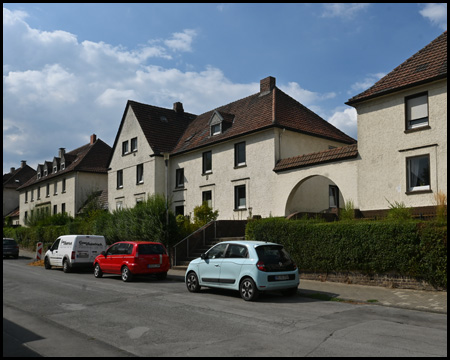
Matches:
[275,275,289,281]
[148,264,160,268]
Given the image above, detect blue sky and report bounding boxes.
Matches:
[3,3,447,174]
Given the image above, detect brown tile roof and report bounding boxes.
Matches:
[273,144,358,173]
[3,164,36,189]
[171,83,355,155]
[347,31,447,105]
[18,137,112,190]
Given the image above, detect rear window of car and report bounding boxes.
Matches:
[138,243,166,255]
[255,245,296,271]
[3,239,17,246]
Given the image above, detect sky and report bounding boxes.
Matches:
[3,3,447,174]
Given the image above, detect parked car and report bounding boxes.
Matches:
[44,235,107,273]
[185,240,299,301]
[93,241,170,282]
[3,238,19,259]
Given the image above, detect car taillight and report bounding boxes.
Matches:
[256,261,266,272]
[71,251,75,260]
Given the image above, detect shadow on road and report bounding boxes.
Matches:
[3,318,43,357]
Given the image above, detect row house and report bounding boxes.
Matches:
[3,160,36,223]
[108,76,356,219]
[346,31,447,217]
[17,134,112,225]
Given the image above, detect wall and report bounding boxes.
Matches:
[356,79,447,212]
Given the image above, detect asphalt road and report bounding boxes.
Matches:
[3,256,447,357]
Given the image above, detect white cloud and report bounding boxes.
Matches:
[328,107,358,140]
[348,73,386,95]
[321,4,370,19]
[280,82,336,106]
[164,29,197,52]
[419,3,447,30]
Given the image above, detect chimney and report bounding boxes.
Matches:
[260,76,276,93]
[10,167,15,173]
[21,160,27,168]
[90,134,97,144]
[173,102,184,113]
[58,148,65,158]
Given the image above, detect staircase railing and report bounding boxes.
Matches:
[173,220,216,266]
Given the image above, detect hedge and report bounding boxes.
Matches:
[246,218,447,289]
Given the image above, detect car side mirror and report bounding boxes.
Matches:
[200,253,207,260]
[101,251,106,257]
[47,245,52,252]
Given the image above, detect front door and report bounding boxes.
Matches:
[48,238,63,266]
[198,243,228,285]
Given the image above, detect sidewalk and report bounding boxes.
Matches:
[19,248,446,314]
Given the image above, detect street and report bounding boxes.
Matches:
[3,256,447,357]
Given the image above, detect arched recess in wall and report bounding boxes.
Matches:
[284,175,345,218]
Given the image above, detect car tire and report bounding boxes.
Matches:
[281,287,298,297]
[63,259,72,273]
[122,266,133,282]
[240,277,259,301]
[186,271,201,293]
[156,272,167,280]
[94,263,103,278]
[44,257,52,269]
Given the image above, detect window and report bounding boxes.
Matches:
[46,184,50,197]
[235,142,246,167]
[53,166,57,173]
[407,155,430,192]
[202,190,212,208]
[136,164,144,184]
[406,93,428,130]
[176,168,184,188]
[54,182,58,195]
[116,201,123,210]
[25,191,28,203]
[225,244,248,259]
[175,206,184,216]
[37,187,40,200]
[53,204,57,215]
[61,163,65,170]
[211,123,221,136]
[122,140,129,155]
[131,137,138,152]
[117,170,123,188]
[61,203,66,214]
[202,151,212,174]
[329,185,339,208]
[31,189,34,201]
[62,178,66,193]
[234,185,246,210]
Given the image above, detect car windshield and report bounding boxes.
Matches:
[3,239,17,246]
[255,245,296,272]
[138,243,165,255]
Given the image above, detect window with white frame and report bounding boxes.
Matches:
[211,123,221,136]
[122,140,129,155]
[176,168,184,188]
[202,190,212,208]
[405,93,428,130]
[116,201,123,210]
[329,185,339,208]
[407,155,430,192]
[202,151,212,174]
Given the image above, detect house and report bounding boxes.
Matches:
[17,134,112,225]
[346,31,447,217]
[3,160,36,222]
[108,76,357,219]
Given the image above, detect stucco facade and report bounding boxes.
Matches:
[354,80,447,212]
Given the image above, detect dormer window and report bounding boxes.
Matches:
[38,172,41,179]
[61,163,65,170]
[44,169,48,176]
[53,166,57,173]
[211,123,221,136]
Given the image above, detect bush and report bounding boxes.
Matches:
[246,217,446,289]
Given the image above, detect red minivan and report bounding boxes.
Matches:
[93,241,170,282]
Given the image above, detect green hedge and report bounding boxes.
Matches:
[246,218,447,289]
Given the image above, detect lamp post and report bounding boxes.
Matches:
[162,153,170,259]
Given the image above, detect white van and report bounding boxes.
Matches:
[44,235,107,273]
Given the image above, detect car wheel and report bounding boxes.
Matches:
[281,287,298,297]
[186,271,201,293]
[156,272,167,280]
[63,259,72,273]
[122,266,133,282]
[94,263,103,278]
[240,277,259,301]
[44,257,52,269]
